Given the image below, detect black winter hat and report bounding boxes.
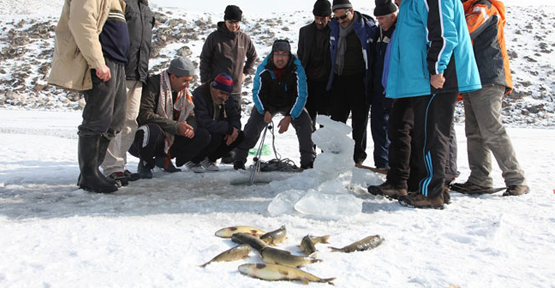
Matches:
[374,0,398,16]
[224,5,242,21]
[313,0,332,16]
[332,0,353,11]
[272,39,291,54]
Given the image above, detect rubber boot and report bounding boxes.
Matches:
[78,135,118,193]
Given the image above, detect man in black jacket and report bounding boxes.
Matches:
[101,0,155,185]
[190,73,244,172]
[130,57,211,178]
[233,40,315,170]
[297,0,332,130]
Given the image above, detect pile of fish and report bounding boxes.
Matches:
[200,225,384,285]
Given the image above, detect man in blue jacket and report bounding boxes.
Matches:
[385,0,481,208]
[233,40,315,170]
[327,0,376,166]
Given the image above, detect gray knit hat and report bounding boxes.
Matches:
[167,56,195,77]
[332,0,353,11]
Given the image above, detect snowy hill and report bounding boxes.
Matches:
[0,1,554,126]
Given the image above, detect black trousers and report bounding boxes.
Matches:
[305,78,331,130]
[191,131,245,163]
[330,72,370,164]
[79,59,126,140]
[129,123,211,168]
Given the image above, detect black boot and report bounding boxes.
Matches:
[137,159,153,179]
[155,155,181,172]
[78,135,118,193]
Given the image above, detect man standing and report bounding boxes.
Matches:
[327,0,376,165]
[385,0,482,208]
[452,0,529,196]
[200,5,257,164]
[101,0,155,185]
[297,0,332,129]
[49,0,130,193]
[370,0,398,170]
[130,57,211,178]
[190,73,244,172]
[233,40,315,170]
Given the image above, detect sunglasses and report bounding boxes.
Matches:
[334,10,351,20]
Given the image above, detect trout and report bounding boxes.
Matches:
[238,263,335,285]
[214,226,266,238]
[260,225,287,245]
[231,232,268,251]
[260,246,322,268]
[300,235,317,255]
[200,244,252,268]
[329,235,384,253]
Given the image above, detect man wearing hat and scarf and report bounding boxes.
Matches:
[368,0,398,172]
[200,4,257,164]
[327,0,376,166]
[297,0,332,130]
[233,40,316,170]
[129,56,211,178]
[190,72,244,173]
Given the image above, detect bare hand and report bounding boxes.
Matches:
[431,74,445,89]
[177,121,194,138]
[225,127,239,146]
[278,116,291,134]
[241,73,246,84]
[95,64,111,82]
[264,111,272,124]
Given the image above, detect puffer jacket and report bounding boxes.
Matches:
[192,84,241,136]
[252,54,308,120]
[124,0,154,83]
[199,22,257,94]
[464,0,512,94]
[48,0,125,91]
[385,0,481,99]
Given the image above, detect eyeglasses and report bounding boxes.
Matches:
[334,10,351,21]
[227,20,240,24]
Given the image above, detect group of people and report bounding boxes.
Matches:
[47,0,529,209]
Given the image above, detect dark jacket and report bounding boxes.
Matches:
[371,24,395,107]
[192,84,242,136]
[297,22,331,81]
[327,11,376,96]
[124,0,154,83]
[252,54,308,119]
[200,22,257,94]
[137,74,197,135]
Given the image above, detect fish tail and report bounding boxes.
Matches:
[199,261,211,268]
[328,246,342,252]
[320,277,336,285]
[320,235,331,244]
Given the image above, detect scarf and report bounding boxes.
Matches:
[335,13,357,76]
[157,70,194,155]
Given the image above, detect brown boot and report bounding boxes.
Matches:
[398,192,444,209]
[368,182,408,199]
[503,185,530,196]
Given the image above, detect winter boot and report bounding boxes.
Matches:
[137,159,153,179]
[78,135,118,193]
[155,155,181,172]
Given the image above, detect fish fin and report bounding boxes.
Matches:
[308,251,318,257]
[300,277,310,285]
[310,258,323,264]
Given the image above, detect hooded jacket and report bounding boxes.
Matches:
[252,53,308,120]
[200,22,257,94]
[464,0,512,94]
[192,84,242,136]
[48,0,125,91]
[327,11,376,96]
[124,0,155,83]
[385,0,481,99]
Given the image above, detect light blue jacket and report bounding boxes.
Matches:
[385,0,481,99]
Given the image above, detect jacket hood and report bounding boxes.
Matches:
[217,21,239,39]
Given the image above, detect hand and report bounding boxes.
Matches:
[264,111,272,124]
[431,74,445,89]
[95,64,111,82]
[241,73,246,84]
[225,127,239,146]
[177,121,194,138]
[278,116,291,134]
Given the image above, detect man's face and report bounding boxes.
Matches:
[334,8,354,28]
[314,15,331,30]
[225,19,240,32]
[376,14,396,31]
[170,75,193,92]
[273,51,290,69]
[210,86,230,105]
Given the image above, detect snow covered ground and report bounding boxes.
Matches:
[1,110,555,287]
